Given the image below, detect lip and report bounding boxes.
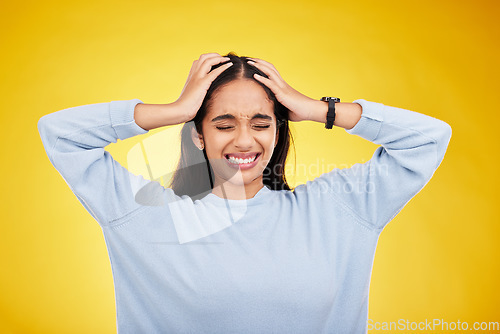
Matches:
[225,152,260,159]
[224,152,261,170]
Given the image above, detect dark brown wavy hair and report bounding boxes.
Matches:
[167,52,296,201]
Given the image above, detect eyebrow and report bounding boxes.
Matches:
[210,113,273,122]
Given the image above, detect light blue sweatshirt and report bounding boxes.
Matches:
[38,98,452,333]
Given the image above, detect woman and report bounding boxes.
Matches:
[38,52,452,333]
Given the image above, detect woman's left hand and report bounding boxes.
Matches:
[247,57,317,122]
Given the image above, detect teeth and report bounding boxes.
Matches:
[227,154,258,164]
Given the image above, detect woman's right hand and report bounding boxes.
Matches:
[134,54,232,131]
[174,53,233,121]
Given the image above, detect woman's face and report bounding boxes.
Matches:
[198,79,279,189]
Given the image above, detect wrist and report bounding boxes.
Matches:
[134,102,191,130]
[307,100,362,130]
[307,100,329,123]
[170,100,196,124]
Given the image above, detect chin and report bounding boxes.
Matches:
[226,173,262,186]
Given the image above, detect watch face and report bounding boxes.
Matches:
[321,97,340,102]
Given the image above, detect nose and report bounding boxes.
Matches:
[233,124,255,149]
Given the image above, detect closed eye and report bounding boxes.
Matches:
[216,126,234,130]
[215,125,271,131]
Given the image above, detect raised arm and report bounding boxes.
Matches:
[37,99,161,225]
[308,99,452,230]
[244,57,452,230]
[38,99,196,225]
[37,54,235,226]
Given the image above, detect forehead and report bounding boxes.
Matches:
[206,80,274,121]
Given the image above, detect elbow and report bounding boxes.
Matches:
[37,115,50,142]
[37,113,61,157]
[434,120,452,168]
[38,115,54,163]
[38,113,49,128]
[411,119,452,179]
[439,120,452,145]
[37,111,64,141]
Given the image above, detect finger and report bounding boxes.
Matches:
[197,53,223,61]
[247,60,282,84]
[253,72,280,93]
[191,53,227,74]
[246,58,282,78]
[207,62,233,81]
[199,55,231,75]
[192,53,221,69]
[246,58,282,79]
[247,57,272,68]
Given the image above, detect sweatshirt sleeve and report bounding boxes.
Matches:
[37,99,154,226]
[314,99,452,230]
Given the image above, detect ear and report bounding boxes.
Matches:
[191,126,204,150]
[274,127,279,148]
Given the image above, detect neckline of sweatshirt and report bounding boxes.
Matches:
[197,184,274,207]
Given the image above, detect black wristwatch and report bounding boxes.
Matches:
[320,97,341,129]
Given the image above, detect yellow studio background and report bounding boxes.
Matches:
[1,0,498,332]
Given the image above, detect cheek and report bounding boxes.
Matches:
[260,132,278,153]
[204,132,229,156]
[267,130,278,144]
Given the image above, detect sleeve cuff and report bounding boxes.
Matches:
[345,99,384,142]
[109,99,149,140]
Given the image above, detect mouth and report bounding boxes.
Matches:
[224,152,261,166]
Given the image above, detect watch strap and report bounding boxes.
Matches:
[321,97,341,129]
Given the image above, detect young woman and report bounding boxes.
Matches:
[38,52,452,333]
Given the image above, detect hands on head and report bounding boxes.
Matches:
[174,53,234,120]
[175,52,318,124]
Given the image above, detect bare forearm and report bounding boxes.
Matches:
[134,102,190,131]
[308,100,362,130]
